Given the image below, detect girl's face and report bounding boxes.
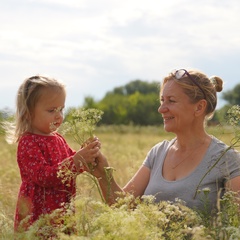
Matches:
[30,88,65,135]
[158,80,197,134]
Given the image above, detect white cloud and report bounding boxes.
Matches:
[0,0,240,110]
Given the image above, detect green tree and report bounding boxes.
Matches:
[222,84,240,105]
[124,80,159,95]
[96,80,161,125]
[83,96,97,108]
[97,94,129,124]
[210,105,231,125]
[210,83,240,125]
[127,92,161,125]
[110,80,160,96]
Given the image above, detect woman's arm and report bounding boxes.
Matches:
[123,165,150,198]
[226,176,240,193]
[92,152,150,205]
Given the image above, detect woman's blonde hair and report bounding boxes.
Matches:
[161,69,223,120]
[13,75,65,142]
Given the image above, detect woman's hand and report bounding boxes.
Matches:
[89,151,110,178]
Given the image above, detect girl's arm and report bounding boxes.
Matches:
[17,137,100,187]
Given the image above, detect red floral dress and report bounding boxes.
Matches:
[14,132,79,231]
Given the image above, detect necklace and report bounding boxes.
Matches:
[171,149,196,169]
[171,137,207,169]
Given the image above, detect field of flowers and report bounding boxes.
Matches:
[1,125,240,239]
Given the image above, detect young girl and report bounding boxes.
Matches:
[13,75,100,231]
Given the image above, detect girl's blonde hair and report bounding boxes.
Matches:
[13,75,65,142]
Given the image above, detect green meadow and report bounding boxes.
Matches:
[1,125,240,239]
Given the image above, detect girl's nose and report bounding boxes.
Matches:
[55,111,63,119]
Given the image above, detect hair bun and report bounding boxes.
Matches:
[209,76,223,92]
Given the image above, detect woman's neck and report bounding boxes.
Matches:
[174,133,210,151]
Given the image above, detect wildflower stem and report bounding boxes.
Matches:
[85,171,106,203]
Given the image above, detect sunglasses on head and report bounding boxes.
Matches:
[172,69,206,99]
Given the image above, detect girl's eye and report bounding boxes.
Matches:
[58,107,64,113]
[48,107,64,113]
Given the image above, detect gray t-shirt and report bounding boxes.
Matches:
[143,136,240,212]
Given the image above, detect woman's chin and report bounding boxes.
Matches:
[163,125,173,133]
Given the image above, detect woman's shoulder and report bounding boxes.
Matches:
[148,138,176,155]
[210,136,238,152]
[152,138,176,150]
[143,138,175,168]
[209,135,240,160]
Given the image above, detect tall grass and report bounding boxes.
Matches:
[0,135,19,239]
[0,125,239,239]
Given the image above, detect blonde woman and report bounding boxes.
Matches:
[93,69,240,215]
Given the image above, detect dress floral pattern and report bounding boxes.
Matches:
[14,132,78,231]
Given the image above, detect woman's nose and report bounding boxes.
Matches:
[158,104,168,113]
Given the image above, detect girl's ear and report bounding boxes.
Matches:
[25,111,32,121]
[194,99,207,116]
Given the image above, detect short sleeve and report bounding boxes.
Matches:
[223,149,240,179]
[143,139,175,170]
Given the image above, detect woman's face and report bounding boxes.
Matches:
[158,80,197,134]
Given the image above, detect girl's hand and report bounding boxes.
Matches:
[73,137,101,170]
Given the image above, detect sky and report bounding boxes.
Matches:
[0,0,240,112]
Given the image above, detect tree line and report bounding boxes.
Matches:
[71,79,240,126]
[1,80,240,126]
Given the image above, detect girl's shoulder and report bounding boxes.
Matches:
[19,132,65,143]
[19,132,34,142]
